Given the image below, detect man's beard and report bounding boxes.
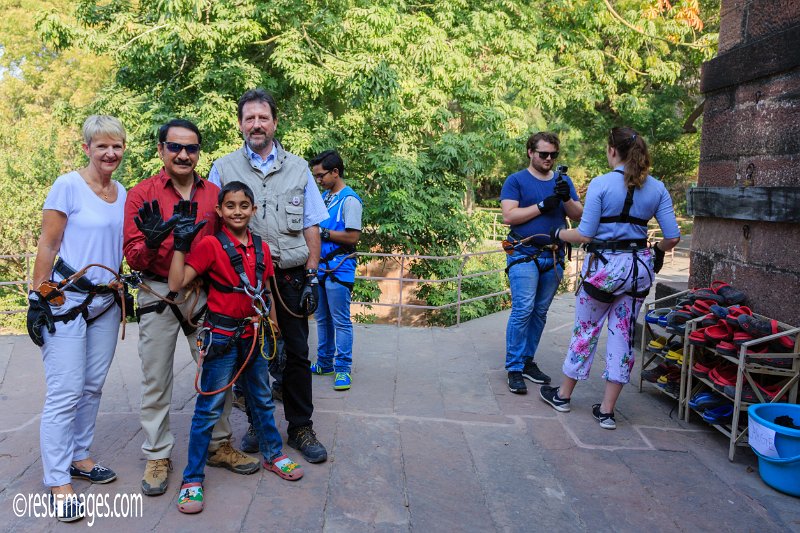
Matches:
[531,159,553,175]
[245,131,272,152]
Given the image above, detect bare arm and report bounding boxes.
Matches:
[657,237,680,252]
[168,251,199,292]
[32,210,68,289]
[327,228,361,246]
[563,198,583,222]
[556,228,592,245]
[501,199,546,225]
[304,225,321,270]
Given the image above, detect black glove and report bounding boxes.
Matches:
[134,200,180,250]
[653,242,666,273]
[554,177,571,202]
[549,226,562,244]
[26,292,55,347]
[300,270,319,316]
[537,195,561,214]
[172,200,208,252]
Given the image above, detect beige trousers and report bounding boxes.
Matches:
[137,280,232,459]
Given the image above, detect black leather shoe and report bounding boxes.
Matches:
[287,426,328,463]
[70,463,117,484]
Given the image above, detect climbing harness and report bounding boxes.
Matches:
[318,186,362,291]
[502,232,570,285]
[576,169,656,351]
[43,258,139,340]
[319,246,357,290]
[193,231,278,396]
[134,271,206,335]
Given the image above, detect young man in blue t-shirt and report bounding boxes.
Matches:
[500,132,583,394]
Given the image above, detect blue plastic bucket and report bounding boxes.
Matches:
[748,403,800,497]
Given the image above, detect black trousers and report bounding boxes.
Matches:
[274,266,314,434]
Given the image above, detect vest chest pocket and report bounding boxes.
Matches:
[284,204,304,233]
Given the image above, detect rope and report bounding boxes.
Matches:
[54,263,129,339]
[193,302,278,396]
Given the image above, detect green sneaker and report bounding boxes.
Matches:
[311,363,334,375]
[333,372,351,391]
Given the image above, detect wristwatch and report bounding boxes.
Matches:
[320,227,330,241]
[305,268,318,278]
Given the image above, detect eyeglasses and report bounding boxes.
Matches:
[161,142,201,155]
[313,170,332,180]
[536,151,559,160]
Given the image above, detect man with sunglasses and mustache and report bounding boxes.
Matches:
[124,119,260,498]
[500,132,583,394]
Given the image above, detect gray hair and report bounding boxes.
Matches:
[82,115,126,145]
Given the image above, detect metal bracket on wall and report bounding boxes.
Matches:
[686,187,800,223]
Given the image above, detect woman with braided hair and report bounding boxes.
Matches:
[539,126,680,429]
[27,115,127,521]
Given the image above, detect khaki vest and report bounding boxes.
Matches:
[214,141,309,269]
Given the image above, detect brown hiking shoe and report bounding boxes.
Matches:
[206,441,260,475]
[142,458,172,496]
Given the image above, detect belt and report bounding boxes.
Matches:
[205,310,251,331]
[53,258,115,294]
[585,239,648,253]
[141,271,169,283]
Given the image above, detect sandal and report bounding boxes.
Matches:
[689,392,728,411]
[708,363,737,392]
[691,360,720,380]
[645,308,671,325]
[710,280,747,306]
[701,403,734,424]
[177,482,204,514]
[646,335,668,353]
[737,315,780,338]
[704,320,735,346]
[688,328,708,347]
[664,348,684,365]
[724,306,753,328]
[262,454,304,481]
[722,381,787,403]
[691,299,717,317]
[715,340,738,357]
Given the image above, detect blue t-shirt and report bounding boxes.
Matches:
[577,166,680,241]
[499,168,579,239]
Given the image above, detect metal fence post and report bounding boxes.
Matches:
[456,256,468,325]
[397,255,405,326]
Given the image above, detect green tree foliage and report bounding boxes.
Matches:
[0,0,111,327]
[2,0,719,326]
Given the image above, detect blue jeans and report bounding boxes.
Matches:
[505,251,562,372]
[183,333,282,483]
[314,279,353,373]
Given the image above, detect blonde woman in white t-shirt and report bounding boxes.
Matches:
[27,115,127,523]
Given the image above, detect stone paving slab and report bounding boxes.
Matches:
[1,284,800,531]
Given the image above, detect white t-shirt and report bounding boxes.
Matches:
[43,171,126,286]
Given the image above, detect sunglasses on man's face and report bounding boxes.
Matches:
[536,151,559,160]
[161,142,201,155]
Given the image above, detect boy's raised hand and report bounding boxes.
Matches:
[172,200,207,252]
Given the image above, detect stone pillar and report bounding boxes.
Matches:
[688,0,800,325]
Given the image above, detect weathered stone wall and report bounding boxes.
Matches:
[690,0,800,325]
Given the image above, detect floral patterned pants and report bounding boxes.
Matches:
[562,250,653,384]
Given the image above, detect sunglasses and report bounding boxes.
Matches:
[161,142,201,155]
[536,151,559,160]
